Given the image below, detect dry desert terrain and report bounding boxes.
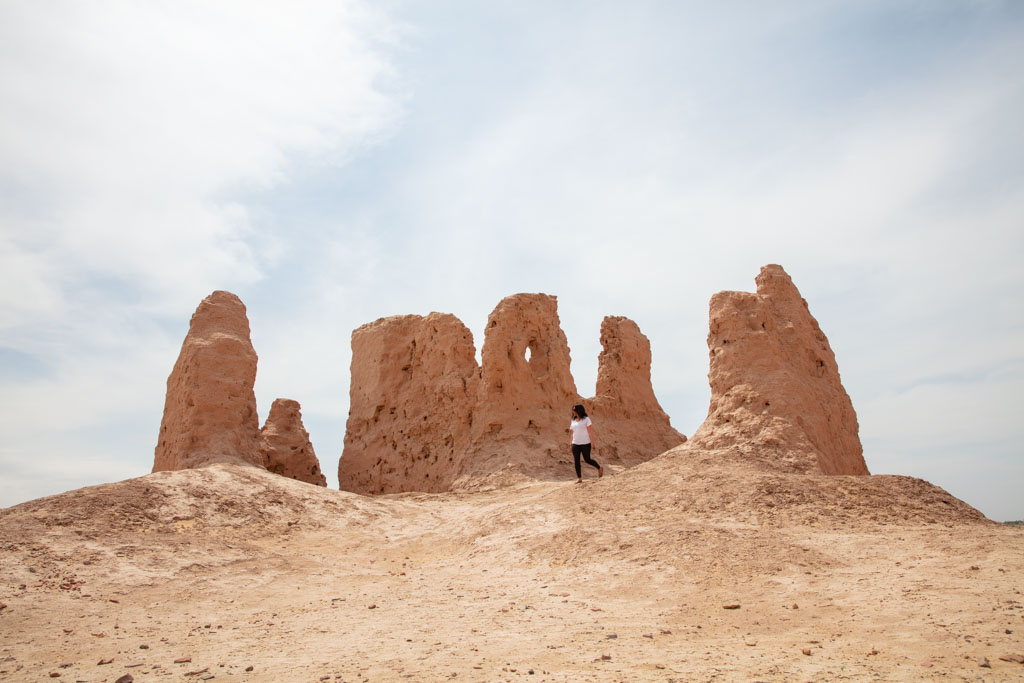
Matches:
[2,447,1022,682]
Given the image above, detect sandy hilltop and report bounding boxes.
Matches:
[1,265,1022,682]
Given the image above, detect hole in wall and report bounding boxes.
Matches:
[525,339,549,380]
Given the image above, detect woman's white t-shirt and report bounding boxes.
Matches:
[570,417,592,445]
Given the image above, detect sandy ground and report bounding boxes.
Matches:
[1,454,1022,682]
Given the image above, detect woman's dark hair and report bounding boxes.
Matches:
[572,404,588,419]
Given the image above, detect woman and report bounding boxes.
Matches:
[569,404,602,483]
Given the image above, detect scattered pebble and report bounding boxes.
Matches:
[139,644,148,649]
[48,673,60,679]
[600,655,611,661]
[999,654,1024,663]
[98,658,113,665]
[368,604,377,609]
[114,675,134,683]
[979,657,991,668]
[723,604,741,610]
[801,649,811,656]
[245,666,253,672]
[605,634,617,639]
[125,662,144,668]
[174,657,192,664]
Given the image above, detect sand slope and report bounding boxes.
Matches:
[1,455,1022,682]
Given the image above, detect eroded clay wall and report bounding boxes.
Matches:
[154,291,328,485]
[688,265,869,475]
[338,294,685,493]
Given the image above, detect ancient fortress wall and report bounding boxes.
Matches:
[337,294,685,493]
[153,291,326,486]
[688,265,869,475]
[153,265,868,493]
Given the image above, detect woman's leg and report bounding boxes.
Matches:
[571,444,583,479]
[580,443,600,471]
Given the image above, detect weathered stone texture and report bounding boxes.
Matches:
[338,294,684,494]
[688,264,869,475]
[466,293,581,483]
[338,313,479,493]
[587,316,686,465]
[260,399,326,486]
[154,291,327,485]
[153,291,263,472]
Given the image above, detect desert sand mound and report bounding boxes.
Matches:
[2,459,1022,681]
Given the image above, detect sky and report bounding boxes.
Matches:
[1,1,1022,520]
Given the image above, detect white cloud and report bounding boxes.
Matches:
[0,0,404,503]
[0,0,402,309]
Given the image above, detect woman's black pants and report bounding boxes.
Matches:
[571,443,600,478]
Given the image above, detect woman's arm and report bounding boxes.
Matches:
[586,424,595,447]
